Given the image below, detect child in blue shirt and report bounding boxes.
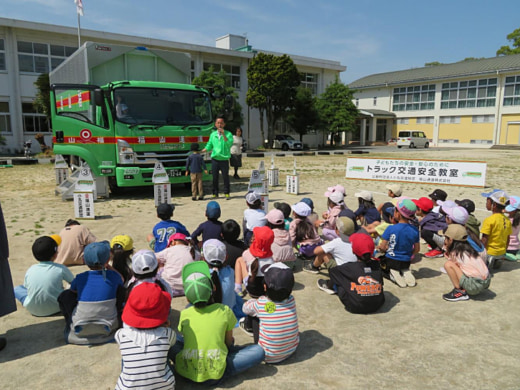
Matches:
[192,201,223,246]
[147,203,190,252]
[185,142,208,201]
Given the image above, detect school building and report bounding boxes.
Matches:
[349,55,520,147]
[0,17,346,154]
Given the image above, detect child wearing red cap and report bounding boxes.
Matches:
[115,282,175,390]
[412,197,447,258]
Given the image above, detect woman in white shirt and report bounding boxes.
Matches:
[230,127,243,179]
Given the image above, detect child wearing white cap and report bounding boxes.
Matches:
[128,250,173,298]
[289,202,323,258]
[243,191,267,247]
[354,190,381,226]
[316,190,345,241]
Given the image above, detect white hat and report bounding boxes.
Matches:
[443,206,469,225]
[481,189,509,206]
[202,239,227,266]
[132,250,158,275]
[385,183,402,197]
[355,190,373,201]
[245,191,261,204]
[291,202,311,217]
[329,191,345,205]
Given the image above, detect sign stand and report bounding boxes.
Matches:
[247,160,269,212]
[286,158,299,195]
[267,155,279,187]
[73,163,95,219]
[54,154,69,185]
[152,161,171,207]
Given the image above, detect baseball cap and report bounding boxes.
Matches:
[32,236,60,261]
[202,239,227,266]
[262,262,294,292]
[350,233,375,258]
[395,198,417,219]
[336,216,355,241]
[245,191,261,205]
[354,190,373,201]
[250,226,274,258]
[110,235,134,251]
[84,241,111,267]
[429,189,447,202]
[481,189,509,206]
[324,184,346,198]
[506,196,520,212]
[412,197,434,213]
[182,261,213,305]
[49,234,62,246]
[443,206,469,225]
[132,249,158,275]
[168,233,188,246]
[206,201,221,219]
[299,197,314,210]
[455,199,476,214]
[444,224,468,241]
[122,282,171,329]
[386,183,402,197]
[266,209,285,225]
[329,191,345,205]
[437,200,457,209]
[157,203,174,218]
[291,202,311,217]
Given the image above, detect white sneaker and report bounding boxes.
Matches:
[402,269,416,287]
[389,269,407,288]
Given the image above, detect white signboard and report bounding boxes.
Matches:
[248,169,267,193]
[74,191,95,219]
[286,175,299,194]
[75,163,95,192]
[154,183,172,207]
[152,161,170,184]
[346,157,487,187]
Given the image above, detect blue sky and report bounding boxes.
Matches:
[2,0,520,83]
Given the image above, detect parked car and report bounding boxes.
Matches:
[273,135,303,151]
[396,130,429,148]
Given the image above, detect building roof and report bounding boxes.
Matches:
[359,109,395,118]
[349,54,520,89]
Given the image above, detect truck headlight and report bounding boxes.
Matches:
[117,139,135,164]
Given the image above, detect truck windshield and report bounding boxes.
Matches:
[114,88,212,126]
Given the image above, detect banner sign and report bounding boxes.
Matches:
[346,157,486,187]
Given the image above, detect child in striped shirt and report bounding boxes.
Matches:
[242,262,299,364]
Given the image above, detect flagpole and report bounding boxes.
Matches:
[77,12,81,47]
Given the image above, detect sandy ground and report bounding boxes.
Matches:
[1,148,520,390]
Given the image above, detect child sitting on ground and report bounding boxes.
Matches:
[456,199,481,238]
[328,232,385,313]
[110,235,134,286]
[377,183,402,212]
[429,189,448,213]
[266,209,296,265]
[185,142,208,201]
[316,191,345,241]
[128,249,173,297]
[442,224,491,302]
[155,233,196,296]
[412,197,447,258]
[242,262,299,363]
[300,197,319,226]
[14,235,74,317]
[505,196,520,261]
[377,199,420,288]
[192,201,223,246]
[221,219,247,269]
[171,262,264,384]
[274,201,293,230]
[354,190,381,227]
[59,241,124,345]
[147,203,190,253]
[289,202,323,259]
[243,191,267,247]
[115,282,175,390]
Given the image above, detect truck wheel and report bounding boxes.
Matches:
[281,144,289,151]
[424,142,429,148]
[108,177,123,195]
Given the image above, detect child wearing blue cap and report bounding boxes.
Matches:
[192,201,224,246]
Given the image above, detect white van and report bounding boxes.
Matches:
[397,130,429,148]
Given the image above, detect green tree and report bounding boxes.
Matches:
[286,86,319,142]
[33,73,51,123]
[497,27,520,56]
[316,76,358,147]
[247,53,301,147]
[192,67,243,130]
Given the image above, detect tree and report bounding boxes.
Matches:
[497,27,520,56]
[286,86,319,141]
[247,53,301,147]
[316,76,358,147]
[33,73,51,124]
[192,67,243,130]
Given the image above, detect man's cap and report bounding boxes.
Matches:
[455,199,476,214]
[328,191,345,205]
[262,262,294,292]
[110,235,134,251]
[157,203,174,218]
[122,282,171,329]
[168,233,188,246]
[324,184,346,198]
[443,206,469,225]
[386,183,402,197]
[429,189,448,201]
[336,216,355,241]
[299,197,314,210]
[395,198,417,219]
[202,239,227,266]
[444,224,468,241]
[481,189,509,206]
[250,226,274,258]
[350,233,375,258]
[291,202,311,217]
[190,142,200,151]
[354,190,373,202]
[83,241,111,267]
[32,236,60,261]
[412,197,434,213]
[182,262,213,305]
[245,191,261,205]
[132,249,158,275]
[206,201,221,219]
[266,209,285,225]
[506,195,520,212]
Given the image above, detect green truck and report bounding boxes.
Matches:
[50,42,215,193]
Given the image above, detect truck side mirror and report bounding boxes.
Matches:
[93,89,104,106]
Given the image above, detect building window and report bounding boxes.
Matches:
[0,39,5,71]
[18,41,76,74]
[301,73,318,95]
[393,84,435,111]
[355,98,359,107]
[472,115,494,123]
[439,116,460,124]
[373,97,377,106]
[396,118,409,125]
[416,117,434,124]
[441,78,496,109]
[0,102,11,133]
[22,102,48,133]
[203,62,241,89]
[503,76,520,106]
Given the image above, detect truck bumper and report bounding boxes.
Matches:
[114,166,211,187]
